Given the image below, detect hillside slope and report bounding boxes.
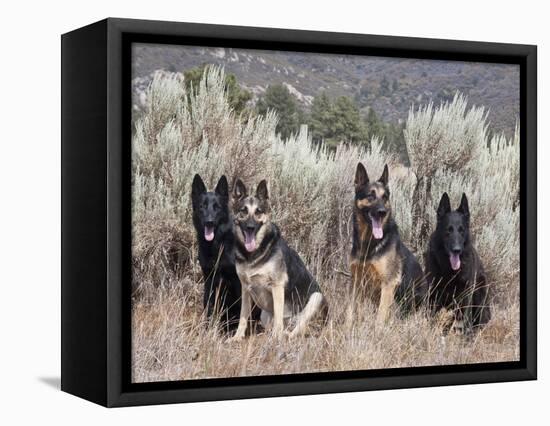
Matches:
[132,44,519,137]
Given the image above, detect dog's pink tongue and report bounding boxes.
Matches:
[371,217,384,240]
[204,226,214,241]
[244,231,256,252]
[450,253,461,271]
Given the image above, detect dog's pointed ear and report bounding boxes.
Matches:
[457,193,470,219]
[256,179,269,201]
[215,175,229,197]
[378,164,389,186]
[437,192,451,219]
[233,179,247,201]
[192,174,207,199]
[355,162,369,191]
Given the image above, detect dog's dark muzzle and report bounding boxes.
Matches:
[240,220,260,252]
[203,220,216,242]
[373,206,387,219]
[241,219,258,233]
[364,206,387,222]
[448,242,463,271]
[367,205,387,240]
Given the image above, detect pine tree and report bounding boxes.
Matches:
[365,107,384,141]
[309,92,334,144]
[329,96,369,148]
[256,84,303,139]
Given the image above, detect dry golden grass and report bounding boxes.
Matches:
[131,272,519,383]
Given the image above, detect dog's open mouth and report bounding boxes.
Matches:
[204,225,215,241]
[243,229,257,252]
[450,253,461,271]
[369,214,384,240]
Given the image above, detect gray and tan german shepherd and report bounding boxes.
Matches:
[350,163,427,325]
[228,179,327,341]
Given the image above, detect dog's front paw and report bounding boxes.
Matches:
[227,333,245,343]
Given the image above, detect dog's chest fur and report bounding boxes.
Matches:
[351,242,402,298]
[236,252,290,315]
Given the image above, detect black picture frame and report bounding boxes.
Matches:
[61,17,537,407]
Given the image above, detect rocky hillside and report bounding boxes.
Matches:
[132,43,519,137]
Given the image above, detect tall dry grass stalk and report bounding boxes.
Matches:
[131,66,519,382]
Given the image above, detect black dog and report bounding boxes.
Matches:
[426,192,491,332]
[191,174,242,331]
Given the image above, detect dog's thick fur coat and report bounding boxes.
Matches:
[426,192,491,332]
[191,174,242,331]
[350,163,427,325]
[229,179,327,340]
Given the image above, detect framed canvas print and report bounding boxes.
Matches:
[61,18,537,407]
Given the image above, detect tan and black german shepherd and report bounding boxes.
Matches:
[228,179,327,341]
[350,162,427,325]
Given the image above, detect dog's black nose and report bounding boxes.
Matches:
[205,221,214,227]
[451,248,462,255]
[246,224,256,231]
[376,208,387,218]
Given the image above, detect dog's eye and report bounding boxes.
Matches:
[239,207,248,214]
[458,226,464,234]
[447,226,454,233]
[256,208,263,215]
[213,203,219,210]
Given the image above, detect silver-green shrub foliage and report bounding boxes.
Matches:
[132,66,519,305]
